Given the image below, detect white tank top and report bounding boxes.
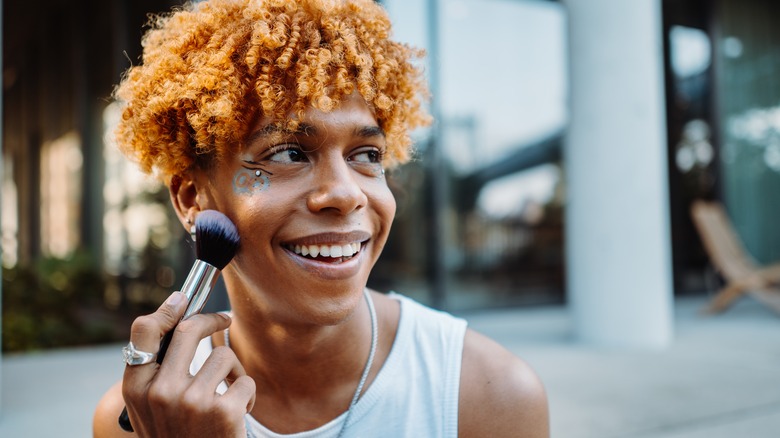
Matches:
[189,293,468,437]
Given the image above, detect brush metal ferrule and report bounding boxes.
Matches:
[180,259,220,321]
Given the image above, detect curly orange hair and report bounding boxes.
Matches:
[113,0,432,183]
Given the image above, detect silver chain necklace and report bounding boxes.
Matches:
[225,289,378,438]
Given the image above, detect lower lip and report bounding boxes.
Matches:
[283,246,365,280]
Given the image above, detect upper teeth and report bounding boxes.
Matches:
[291,242,361,258]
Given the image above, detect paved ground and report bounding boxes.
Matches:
[464,296,780,437]
[1,295,778,437]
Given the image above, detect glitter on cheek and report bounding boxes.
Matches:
[233,168,270,195]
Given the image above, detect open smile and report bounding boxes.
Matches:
[283,241,366,264]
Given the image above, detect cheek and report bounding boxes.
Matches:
[232,168,270,195]
[229,204,281,270]
[385,191,397,221]
[372,185,397,230]
[221,170,283,249]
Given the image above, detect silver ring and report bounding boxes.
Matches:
[122,342,157,366]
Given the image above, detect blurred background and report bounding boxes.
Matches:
[2,0,779,353]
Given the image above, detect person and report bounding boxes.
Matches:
[93,0,549,436]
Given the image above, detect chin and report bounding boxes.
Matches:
[300,283,368,326]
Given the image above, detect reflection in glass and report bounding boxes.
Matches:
[101,102,185,311]
[40,131,83,259]
[715,0,780,265]
[377,0,568,311]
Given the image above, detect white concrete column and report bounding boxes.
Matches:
[562,0,673,348]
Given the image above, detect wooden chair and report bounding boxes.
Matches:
[690,199,780,314]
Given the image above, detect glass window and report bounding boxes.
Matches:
[715,0,780,264]
[375,0,568,311]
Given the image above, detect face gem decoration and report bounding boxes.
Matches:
[233,168,270,195]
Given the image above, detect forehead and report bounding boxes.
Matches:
[247,93,381,142]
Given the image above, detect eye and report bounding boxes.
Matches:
[268,145,308,163]
[349,148,384,164]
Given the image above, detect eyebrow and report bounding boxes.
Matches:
[355,125,385,138]
[245,124,294,145]
[246,122,385,144]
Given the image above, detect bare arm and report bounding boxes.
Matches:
[94,381,136,438]
[458,329,549,437]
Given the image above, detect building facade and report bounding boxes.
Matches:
[3,0,779,349]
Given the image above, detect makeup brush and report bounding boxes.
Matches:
[119,209,240,432]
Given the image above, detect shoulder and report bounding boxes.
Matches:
[93,380,137,438]
[459,329,549,438]
[378,291,462,328]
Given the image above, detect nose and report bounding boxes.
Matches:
[306,158,368,215]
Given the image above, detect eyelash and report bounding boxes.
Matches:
[350,148,385,164]
[269,144,307,162]
[247,143,386,167]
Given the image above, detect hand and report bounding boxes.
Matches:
[121,292,256,437]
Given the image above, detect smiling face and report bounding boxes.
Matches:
[181,93,396,325]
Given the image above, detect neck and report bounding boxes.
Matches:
[227,289,374,400]
[223,288,378,434]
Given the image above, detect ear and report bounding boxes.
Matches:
[169,173,202,230]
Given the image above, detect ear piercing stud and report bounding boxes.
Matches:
[186,217,196,241]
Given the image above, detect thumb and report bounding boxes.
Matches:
[156,291,188,331]
[128,291,188,347]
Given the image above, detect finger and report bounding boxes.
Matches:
[123,291,188,384]
[154,313,232,380]
[190,346,246,393]
[129,291,188,353]
[224,354,256,414]
[222,375,257,415]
